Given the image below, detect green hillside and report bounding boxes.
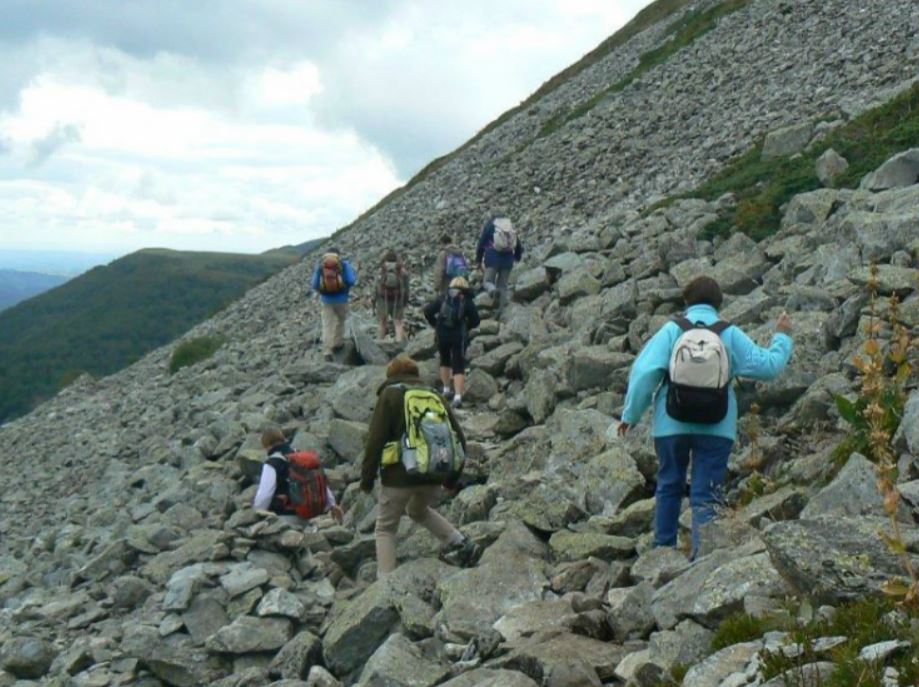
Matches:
[0,248,296,423]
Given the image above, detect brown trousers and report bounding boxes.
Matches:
[374,484,460,576]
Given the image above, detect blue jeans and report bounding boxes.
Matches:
[653,434,734,558]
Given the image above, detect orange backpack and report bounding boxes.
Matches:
[319,253,344,294]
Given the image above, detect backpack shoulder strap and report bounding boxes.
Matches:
[673,317,694,332]
[708,320,732,336]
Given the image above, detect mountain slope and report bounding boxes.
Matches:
[0,1,918,685]
[0,269,69,311]
[0,248,296,422]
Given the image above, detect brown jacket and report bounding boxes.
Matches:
[361,375,467,490]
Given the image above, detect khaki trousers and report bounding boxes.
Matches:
[375,485,459,576]
[321,302,348,354]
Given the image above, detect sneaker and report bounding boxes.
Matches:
[441,537,481,567]
[451,396,462,409]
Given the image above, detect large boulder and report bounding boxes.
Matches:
[578,446,646,515]
[0,637,55,679]
[328,366,387,423]
[494,631,626,684]
[680,641,762,687]
[205,616,292,653]
[356,634,449,687]
[860,148,919,191]
[327,418,368,462]
[565,348,633,392]
[762,121,813,159]
[651,545,790,629]
[763,517,919,604]
[816,148,849,187]
[800,452,911,522]
[437,523,549,638]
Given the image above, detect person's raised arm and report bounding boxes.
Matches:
[729,313,793,381]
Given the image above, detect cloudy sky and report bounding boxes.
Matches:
[0,1,651,256]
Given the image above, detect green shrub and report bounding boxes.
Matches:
[169,335,226,374]
[692,82,919,241]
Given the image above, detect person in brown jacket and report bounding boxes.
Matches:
[361,356,480,576]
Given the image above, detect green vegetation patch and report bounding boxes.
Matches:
[709,599,919,686]
[689,82,919,241]
[538,0,751,138]
[169,335,227,374]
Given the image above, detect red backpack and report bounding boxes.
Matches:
[318,253,344,294]
[282,451,329,519]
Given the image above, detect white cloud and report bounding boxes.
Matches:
[0,1,654,254]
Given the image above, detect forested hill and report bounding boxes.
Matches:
[0,248,296,423]
[0,269,68,311]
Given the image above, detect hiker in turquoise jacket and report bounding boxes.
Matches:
[618,276,793,558]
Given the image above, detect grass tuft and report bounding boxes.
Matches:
[169,335,226,374]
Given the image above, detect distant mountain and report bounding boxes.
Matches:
[0,249,117,276]
[0,248,296,422]
[0,269,69,311]
[262,237,326,259]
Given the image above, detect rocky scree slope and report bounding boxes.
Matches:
[2,2,919,687]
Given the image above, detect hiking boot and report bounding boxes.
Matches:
[441,536,481,567]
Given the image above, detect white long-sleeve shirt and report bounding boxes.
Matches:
[252,461,336,513]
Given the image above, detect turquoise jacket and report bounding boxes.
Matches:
[621,304,793,440]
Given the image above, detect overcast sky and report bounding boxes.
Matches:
[0,1,651,256]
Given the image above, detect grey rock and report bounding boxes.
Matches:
[513,267,551,302]
[549,530,634,562]
[861,148,919,191]
[328,418,368,462]
[579,447,645,515]
[894,391,919,456]
[110,574,153,609]
[356,633,449,687]
[859,639,910,662]
[220,563,269,598]
[494,632,624,684]
[329,366,387,422]
[652,548,790,629]
[565,347,633,392]
[270,631,323,681]
[558,270,601,305]
[0,637,55,679]
[182,593,230,646]
[630,547,690,588]
[306,666,343,687]
[816,148,849,187]
[801,452,911,522]
[763,517,918,603]
[439,669,539,687]
[258,588,307,620]
[606,582,655,641]
[205,615,292,654]
[850,265,918,296]
[493,599,577,643]
[681,641,762,687]
[762,121,813,159]
[164,564,209,611]
[761,662,836,687]
[323,583,399,674]
[464,368,500,404]
[437,523,548,638]
[524,369,558,424]
[647,620,714,672]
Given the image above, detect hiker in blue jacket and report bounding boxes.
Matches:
[618,276,793,559]
[475,215,523,312]
[310,248,357,361]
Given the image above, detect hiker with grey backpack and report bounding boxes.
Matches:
[374,249,409,342]
[475,215,523,312]
[423,276,480,409]
[618,276,793,559]
[361,356,480,576]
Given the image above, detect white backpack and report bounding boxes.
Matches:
[666,318,732,424]
[492,218,517,254]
